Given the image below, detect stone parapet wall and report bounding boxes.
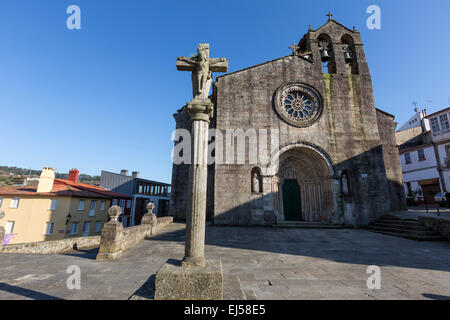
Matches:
[0,204,174,257]
[96,205,174,261]
[120,224,153,253]
[156,217,174,232]
[418,216,450,240]
[0,236,100,254]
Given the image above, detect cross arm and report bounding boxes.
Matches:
[209,58,228,73]
[176,56,196,71]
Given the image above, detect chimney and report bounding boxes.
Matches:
[37,167,55,193]
[68,168,79,183]
[120,169,129,176]
[132,171,139,179]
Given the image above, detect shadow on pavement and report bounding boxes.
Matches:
[0,282,63,300]
[60,247,99,260]
[422,293,450,300]
[148,222,450,273]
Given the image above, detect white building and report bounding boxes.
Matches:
[396,107,450,204]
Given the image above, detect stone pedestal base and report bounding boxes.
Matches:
[96,251,122,261]
[154,259,223,300]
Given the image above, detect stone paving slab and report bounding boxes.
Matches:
[0,222,449,300]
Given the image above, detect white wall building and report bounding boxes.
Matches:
[396,107,450,204]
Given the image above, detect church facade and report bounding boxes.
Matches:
[170,18,405,227]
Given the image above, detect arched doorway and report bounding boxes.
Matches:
[272,147,333,222]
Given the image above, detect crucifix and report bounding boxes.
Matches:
[177,44,228,268]
[154,44,228,300]
[176,44,228,100]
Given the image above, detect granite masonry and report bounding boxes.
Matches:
[170,18,405,227]
[96,203,173,261]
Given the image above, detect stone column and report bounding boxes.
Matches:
[96,206,123,261]
[0,210,5,246]
[182,98,213,268]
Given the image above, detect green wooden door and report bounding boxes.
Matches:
[282,179,302,221]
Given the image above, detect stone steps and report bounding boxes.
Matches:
[368,225,440,237]
[370,222,430,231]
[367,215,444,241]
[273,221,344,229]
[368,230,444,241]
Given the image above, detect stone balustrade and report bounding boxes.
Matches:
[96,203,173,261]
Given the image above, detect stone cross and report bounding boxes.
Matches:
[176,44,228,268]
[289,43,298,55]
[176,44,228,100]
[326,12,333,21]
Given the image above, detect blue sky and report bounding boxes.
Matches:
[1,0,449,183]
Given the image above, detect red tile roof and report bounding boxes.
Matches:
[0,179,130,199]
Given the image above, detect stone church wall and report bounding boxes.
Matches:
[170,20,403,227]
[376,109,406,210]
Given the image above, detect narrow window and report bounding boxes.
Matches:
[126,200,131,209]
[71,222,79,234]
[440,114,450,130]
[119,199,125,209]
[82,222,91,236]
[49,199,58,211]
[404,153,412,164]
[89,200,96,216]
[10,197,20,209]
[95,221,102,233]
[100,200,105,211]
[430,117,440,133]
[418,149,426,161]
[77,200,85,211]
[5,221,15,235]
[45,222,54,235]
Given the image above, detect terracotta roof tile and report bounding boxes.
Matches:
[0,179,130,199]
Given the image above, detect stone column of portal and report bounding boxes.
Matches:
[182,98,213,268]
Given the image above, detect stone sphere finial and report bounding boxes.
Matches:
[0,210,4,220]
[108,205,122,222]
[146,201,155,214]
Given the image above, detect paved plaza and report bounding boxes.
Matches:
[0,222,449,300]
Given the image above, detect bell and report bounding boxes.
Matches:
[344,50,353,63]
[321,49,331,62]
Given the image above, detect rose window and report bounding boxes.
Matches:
[274,83,323,127]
